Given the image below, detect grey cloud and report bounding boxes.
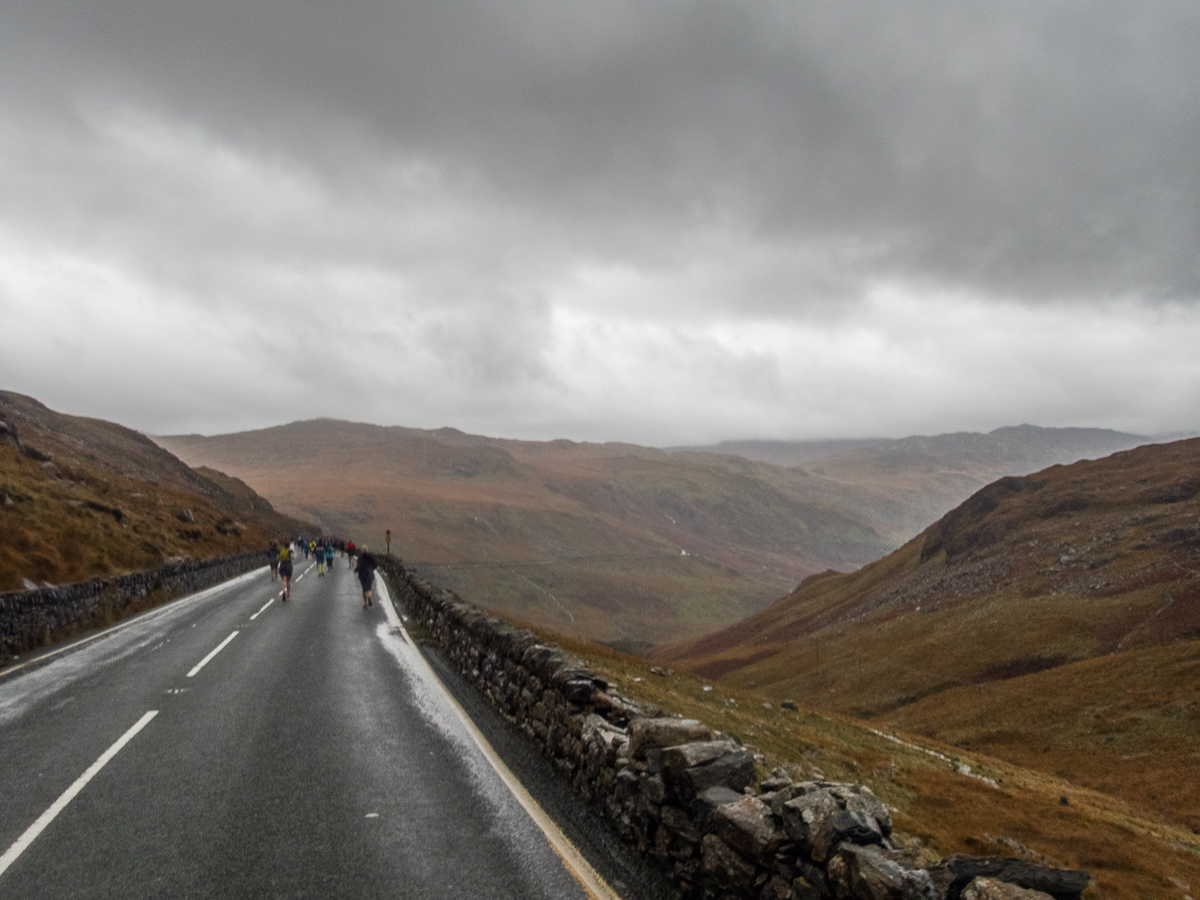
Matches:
[3,1,1200,444]
[5,1,1198,305]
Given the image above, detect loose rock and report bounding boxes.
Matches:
[928,856,1089,900]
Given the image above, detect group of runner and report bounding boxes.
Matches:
[266,537,378,606]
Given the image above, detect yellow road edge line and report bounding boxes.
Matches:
[376,575,622,900]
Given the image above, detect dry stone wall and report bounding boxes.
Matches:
[0,551,266,665]
[378,556,1090,900]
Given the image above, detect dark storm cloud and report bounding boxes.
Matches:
[5,1,1197,304]
[3,1,1199,443]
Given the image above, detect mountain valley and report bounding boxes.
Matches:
[158,419,1151,652]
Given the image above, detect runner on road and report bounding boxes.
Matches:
[268,541,280,582]
[325,542,335,572]
[355,545,378,608]
[278,541,294,601]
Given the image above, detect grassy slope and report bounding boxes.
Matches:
[500,621,1200,899]
[0,392,312,590]
[156,421,1149,650]
[658,438,1200,837]
[156,420,895,648]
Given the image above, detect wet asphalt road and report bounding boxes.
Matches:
[0,558,662,899]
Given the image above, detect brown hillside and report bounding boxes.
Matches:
[156,420,896,650]
[0,392,313,591]
[541,627,1200,898]
[658,438,1200,830]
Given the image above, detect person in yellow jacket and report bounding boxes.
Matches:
[278,542,294,602]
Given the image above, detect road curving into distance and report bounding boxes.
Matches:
[0,555,638,899]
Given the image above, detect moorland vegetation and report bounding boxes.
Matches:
[659,438,1200,849]
[0,391,311,591]
[529,625,1200,898]
[155,420,1142,651]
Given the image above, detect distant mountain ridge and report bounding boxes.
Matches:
[678,424,1145,473]
[838,423,1146,469]
[690,425,1151,547]
[670,438,891,467]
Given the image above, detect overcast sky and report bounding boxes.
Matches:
[2,2,1198,445]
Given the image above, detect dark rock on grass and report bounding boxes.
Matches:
[928,855,1089,900]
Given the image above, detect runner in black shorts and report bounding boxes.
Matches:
[268,541,280,581]
[278,542,294,601]
[355,545,378,608]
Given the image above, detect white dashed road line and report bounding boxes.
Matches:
[0,710,159,879]
[186,631,239,679]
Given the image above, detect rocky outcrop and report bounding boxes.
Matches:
[0,418,20,451]
[0,552,265,665]
[376,555,1090,900]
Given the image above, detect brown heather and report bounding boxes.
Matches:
[653,438,1200,893]
[155,419,898,650]
[0,391,312,591]
[155,420,1141,653]
[518,620,1200,898]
